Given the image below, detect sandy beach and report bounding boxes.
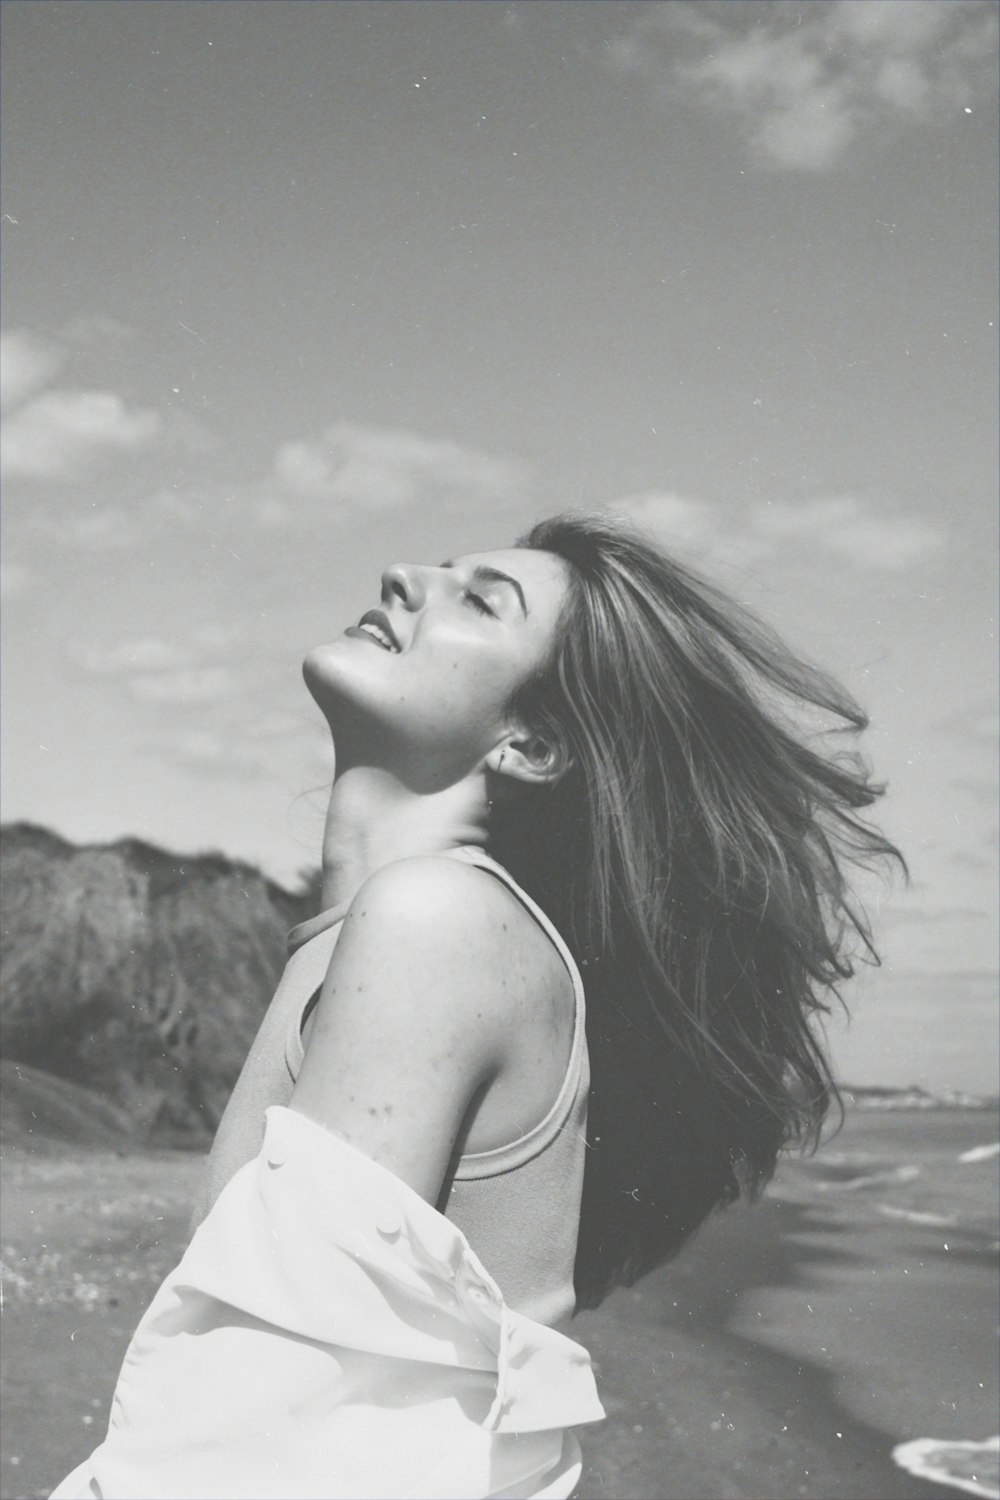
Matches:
[2,1105,997,1500]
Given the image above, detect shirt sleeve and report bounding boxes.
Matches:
[53,1106,604,1500]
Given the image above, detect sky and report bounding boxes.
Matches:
[2,0,997,1091]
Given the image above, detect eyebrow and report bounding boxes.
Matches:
[441,562,528,617]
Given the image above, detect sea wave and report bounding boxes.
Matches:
[958,1143,1000,1164]
[892,1435,1000,1499]
[814,1164,921,1191]
[876,1204,958,1227]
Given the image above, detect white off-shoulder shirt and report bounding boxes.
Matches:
[49,1106,605,1500]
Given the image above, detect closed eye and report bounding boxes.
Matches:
[463,589,496,617]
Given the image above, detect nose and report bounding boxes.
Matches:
[381,562,428,611]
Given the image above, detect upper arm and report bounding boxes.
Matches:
[289,857,513,1204]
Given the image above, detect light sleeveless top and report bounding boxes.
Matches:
[192,846,589,1329]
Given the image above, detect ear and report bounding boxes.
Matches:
[487,732,573,789]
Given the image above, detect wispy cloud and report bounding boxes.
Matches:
[72,630,310,776]
[2,388,162,481]
[752,496,946,570]
[948,850,993,873]
[26,420,529,563]
[145,706,317,782]
[951,774,1000,807]
[0,329,64,412]
[932,698,1000,745]
[273,422,527,517]
[617,489,946,572]
[127,667,245,706]
[1,322,175,484]
[57,315,137,363]
[144,727,269,781]
[31,503,150,552]
[75,638,194,676]
[72,634,247,707]
[608,0,998,170]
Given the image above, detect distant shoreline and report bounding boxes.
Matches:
[840,1084,999,1111]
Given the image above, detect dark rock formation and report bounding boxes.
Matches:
[0,823,314,1143]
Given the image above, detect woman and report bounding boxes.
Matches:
[51,511,901,1499]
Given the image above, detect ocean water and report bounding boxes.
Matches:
[768,1106,1000,1499]
[788,1105,1000,1249]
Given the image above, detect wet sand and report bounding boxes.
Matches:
[2,1108,997,1500]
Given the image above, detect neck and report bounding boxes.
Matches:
[319,762,490,910]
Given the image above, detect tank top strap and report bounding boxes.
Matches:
[445,845,588,1178]
[444,846,582,999]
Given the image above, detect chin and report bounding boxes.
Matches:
[302,639,384,722]
[302,641,346,702]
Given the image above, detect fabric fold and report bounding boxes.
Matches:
[50,1106,603,1500]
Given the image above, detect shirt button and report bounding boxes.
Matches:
[374,1205,401,1237]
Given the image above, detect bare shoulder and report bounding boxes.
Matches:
[343,852,513,938]
[289,853,558,1201]
[324,854,515,1040]
[345,854,569,1023]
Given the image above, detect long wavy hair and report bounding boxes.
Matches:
[489,511,904,1313]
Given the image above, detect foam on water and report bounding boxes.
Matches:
[959,1143,1000,1164]
[892,1435,1000,1499]
[876,1204,958,1227]
[814,1164,922,1191]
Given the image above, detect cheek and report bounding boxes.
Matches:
[455,652,522,708]
[407,647,519,729]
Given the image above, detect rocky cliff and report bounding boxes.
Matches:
[0,824,314,1143]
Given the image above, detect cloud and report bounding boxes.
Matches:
[948,850,993,873]
[616,490,946,572]
[613,490,732,552]
[2,389,162,481]
[57,315,137,361]
[932,699,1000,745]
[241,710,313,742]
[608,0,998,170]
[128,667,244,705]
[951,774,1000,806]
[74,638,194,676]
[752,496,947,570]
[148,728,268,781]
[2,322,164,481]
[32,502,151,552]
[145,705,315,781]
[11,400,526,561]
[1,330,65,412]
[273,422,526,516]
[71,633,249,708]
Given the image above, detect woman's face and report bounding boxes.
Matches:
[304,547,569,782]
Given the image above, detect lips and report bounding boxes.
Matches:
[356,609,400,652]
